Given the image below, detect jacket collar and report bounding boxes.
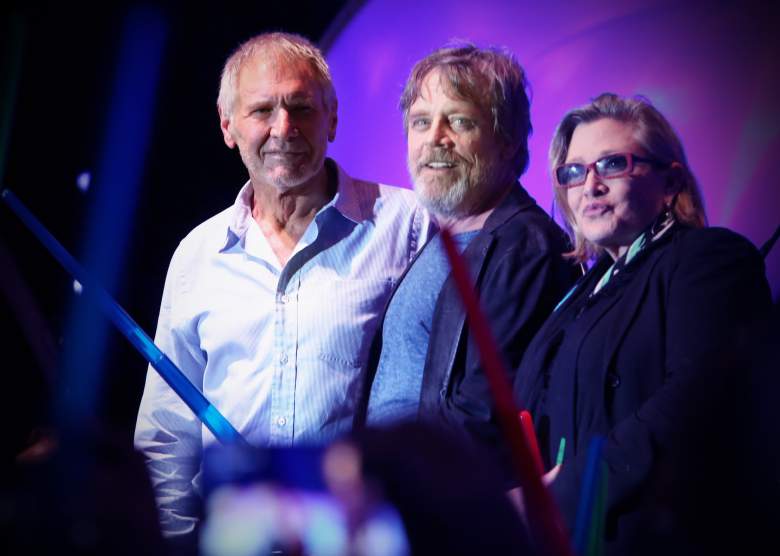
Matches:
[481,183,537,234]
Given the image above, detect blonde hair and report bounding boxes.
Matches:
[550,93,707,262]
[217,32,336,118]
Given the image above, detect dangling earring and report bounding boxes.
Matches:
[663,201,674,221]
[651,199,675,236]
[664,194,677,222]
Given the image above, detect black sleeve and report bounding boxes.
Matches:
[551,228,772,527]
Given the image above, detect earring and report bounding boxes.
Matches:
[651,202,675,236]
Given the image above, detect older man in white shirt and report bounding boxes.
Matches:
[134,32,431,541]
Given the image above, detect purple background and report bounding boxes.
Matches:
[326,0,780,298]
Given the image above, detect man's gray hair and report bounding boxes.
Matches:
[217,32,336,118]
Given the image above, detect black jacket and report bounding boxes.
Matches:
[514,225,773,555]
[355,185,577,457]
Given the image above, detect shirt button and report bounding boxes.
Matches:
[280,294,289,304]
[607,372,621,388]
[279,353,288,365]
[276,416,287,427]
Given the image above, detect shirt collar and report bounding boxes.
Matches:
[219,158,364,252]
[322,158,363,224]
[220,181,254,252]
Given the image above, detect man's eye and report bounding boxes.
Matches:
[252,107,272,115]
[410,118,429,129]
[451,117,475,130]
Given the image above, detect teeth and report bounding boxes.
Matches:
[426,162,454,168]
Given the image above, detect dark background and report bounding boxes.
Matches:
[0,0,353,455]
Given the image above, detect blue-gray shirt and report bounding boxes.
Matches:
[366,230,479,426]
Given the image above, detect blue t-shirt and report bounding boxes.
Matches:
[366,230,479,426]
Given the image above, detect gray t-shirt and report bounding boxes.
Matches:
[366,230,479,426]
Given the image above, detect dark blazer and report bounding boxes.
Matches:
[513,225,773,555]
[354,185,578,456]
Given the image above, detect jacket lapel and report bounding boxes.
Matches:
[596,243,668,392]
[419,185,537,406]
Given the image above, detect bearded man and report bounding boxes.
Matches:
[355,44,577,462]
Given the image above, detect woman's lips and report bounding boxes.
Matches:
[583,203,611,217]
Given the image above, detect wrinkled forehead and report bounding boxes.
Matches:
[233,54,332,113]
[238,54,319,88]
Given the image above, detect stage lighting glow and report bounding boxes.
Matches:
[326,0,780,297]
[76,171,91,192]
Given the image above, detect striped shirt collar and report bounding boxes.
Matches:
[220,158,364,252]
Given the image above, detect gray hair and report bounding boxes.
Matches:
[400,42,532,179]
[217,32,336,118]
[550,92,707,262]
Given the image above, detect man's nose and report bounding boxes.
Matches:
[271,108,297,138]
[427,119,454,148]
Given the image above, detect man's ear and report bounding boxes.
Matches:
[218,105,236,149]
[328,99,338,143]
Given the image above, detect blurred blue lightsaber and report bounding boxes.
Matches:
[1,189,248,447]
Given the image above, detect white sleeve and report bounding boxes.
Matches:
[134,244,205,538]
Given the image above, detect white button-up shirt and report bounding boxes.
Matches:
[134,161,431,536]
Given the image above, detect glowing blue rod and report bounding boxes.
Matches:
[1,189,248,447]
[573,436,606,554]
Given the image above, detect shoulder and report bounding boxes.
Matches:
[673,225,758,252]
[337,163,434,234]
[373,180,420,212]
[654,226,770,307]
[170,205,233,268]
[334,161,419,216]
[476,209,577,293]
[493,204,571,258]
[483,185,569,251]
[352,175,421,215]
[666,226,763,270]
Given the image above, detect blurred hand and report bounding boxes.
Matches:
[507,464,561,517]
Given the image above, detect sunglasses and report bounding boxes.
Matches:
[555,152,660,188]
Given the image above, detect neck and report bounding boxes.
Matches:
[249,166,334,266]
[604,245,624,261]
[436,210,492,234]
[605,210,675,261]
[436,181,512,234]
[251,167,332,234]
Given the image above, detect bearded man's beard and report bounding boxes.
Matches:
[410,151,507,218]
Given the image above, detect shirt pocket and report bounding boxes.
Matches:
[301,277,393,371]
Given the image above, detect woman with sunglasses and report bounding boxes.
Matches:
[512,93,771,554]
